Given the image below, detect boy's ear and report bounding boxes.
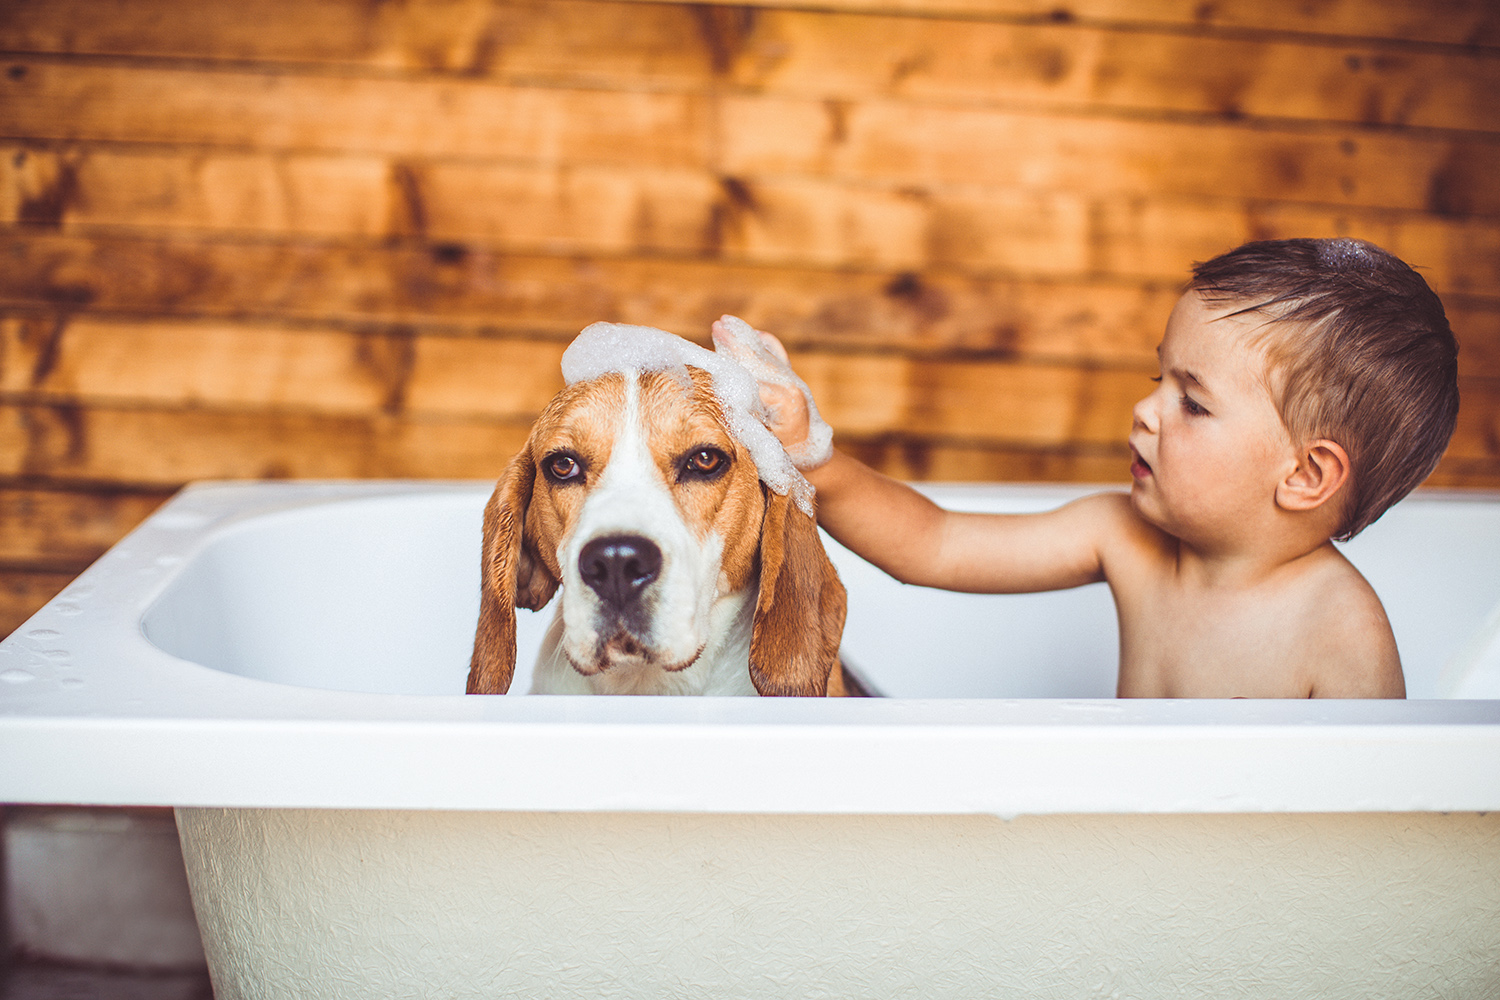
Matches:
[1276,439,1351,513]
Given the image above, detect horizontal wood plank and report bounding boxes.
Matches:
[0,0,721,81]
[0,60,711,168]
[0,316,569,419]
[717,9,1500,132]
[1,2,1494,130]
[612,0,1500,48]
[718,96,1500,216]
[2,315,1156,443]
[0,404,533,484]
[3,236,1496,376]
[3,0,1494,72]
[5,146,1498,297]
[0,567,77,638]
[4,62,1498,214]
[0,233,1182,362]
[1424,461,1500,491]
[0,484,169,564]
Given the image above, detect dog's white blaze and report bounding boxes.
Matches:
[553,371,742,688]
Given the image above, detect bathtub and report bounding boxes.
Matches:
[2,480,1498,999]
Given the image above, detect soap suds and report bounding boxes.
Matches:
[560,321,815,514]
[709,315,833,472]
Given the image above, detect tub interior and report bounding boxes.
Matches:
[140,488,1500,699]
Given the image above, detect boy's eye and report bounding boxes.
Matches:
[1179,395,1209,417]
[680,447,729,481]
[543,452,584,483]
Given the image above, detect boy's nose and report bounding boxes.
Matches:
[1131,391,1158,433]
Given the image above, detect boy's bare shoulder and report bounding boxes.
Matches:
[1078,491,1175,567]
[1298,548,1405,698]
[1066,491,1151,537]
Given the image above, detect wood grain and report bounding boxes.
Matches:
[718,97,1500,215]
[6,146,1498,296]
[1,1,1493,129]
[3,234,1495,377]
[0,404,533,483]
[0,60,711,167]
[0,567,76,636]
[615,0,1500,47]
[4,62,1497,215]
[0,316,567,419]
[0,233,1181,361]
[0,484,169,564]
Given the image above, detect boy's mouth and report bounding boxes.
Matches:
[1129,447,1152,479]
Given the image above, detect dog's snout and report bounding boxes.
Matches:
[579,535,662,608]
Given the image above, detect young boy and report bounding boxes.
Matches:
[716,238,1459,698]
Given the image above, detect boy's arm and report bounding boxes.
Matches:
[712,318,1115,594]
[807,449,1118,593]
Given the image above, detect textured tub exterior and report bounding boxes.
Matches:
[178,808,1500,1000]
[4,481,1500,998]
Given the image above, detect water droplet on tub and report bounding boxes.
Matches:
[40,649,70,661]
[64,585,93,599]
[55,603,83,616]
[60,677,84,689]
[0,668,35,684]
[27,628,60,640]
[154,554,183,567]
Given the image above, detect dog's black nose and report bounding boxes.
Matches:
[578,535,662,608]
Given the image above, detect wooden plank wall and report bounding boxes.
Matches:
[0,0,1497,635]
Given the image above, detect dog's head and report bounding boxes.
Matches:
[467,364,845,696]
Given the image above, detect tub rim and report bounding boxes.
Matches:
[2,479,1498,816]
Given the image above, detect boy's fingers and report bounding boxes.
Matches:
[758,331,791,365]
[713,315,790,377]
[712,313,833,470]
[758,382,811,448]
[759,381,803,415]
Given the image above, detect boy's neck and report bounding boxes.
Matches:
[1170,512,1341,590]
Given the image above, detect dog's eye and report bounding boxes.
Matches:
[543,452,583,483]
[680,447,728,480]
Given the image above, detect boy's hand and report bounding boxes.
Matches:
[711,315,833,470]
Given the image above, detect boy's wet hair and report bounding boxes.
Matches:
[1191,238,1459,541]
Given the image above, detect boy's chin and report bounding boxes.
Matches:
[1127,483,1170,529]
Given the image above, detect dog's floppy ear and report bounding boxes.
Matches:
[467,448,559,694]
[749,488,847,696]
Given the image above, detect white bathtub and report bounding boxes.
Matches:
[2,481,1499,998]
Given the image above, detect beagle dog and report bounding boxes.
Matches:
[467,355,855,697]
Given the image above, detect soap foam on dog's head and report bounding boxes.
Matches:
[560,321,815,514]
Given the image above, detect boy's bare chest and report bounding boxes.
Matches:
[1114,578,1318,699]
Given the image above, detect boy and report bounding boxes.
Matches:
[716,239,1459,698]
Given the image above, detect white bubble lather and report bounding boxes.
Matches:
[560,317,821,515]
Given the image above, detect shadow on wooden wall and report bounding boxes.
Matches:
[0,0,1497,633]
